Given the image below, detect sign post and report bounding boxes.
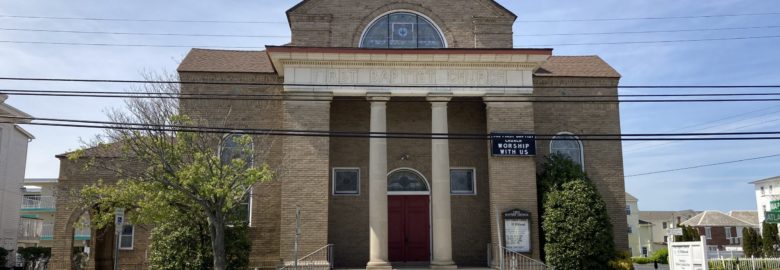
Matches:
[502,209,531,253]
[114,208,124,270]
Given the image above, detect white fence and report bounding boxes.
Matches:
[708,257,780,270]
[21,195,56,210]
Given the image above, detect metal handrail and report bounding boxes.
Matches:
[488,244,553,270]
[278,244,334,270]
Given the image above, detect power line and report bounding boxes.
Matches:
[0,27,290,38]
[3,12,779,24]
[5,25,780,39]
[6,89,780,103]
[4,76,780,89]
[6,116,780,141]
[625,153,780,177]
[523,35,780,47]
[0,14,287,24]
[517,12,780,23]
[516,25,780,37]
[4,35,780,49]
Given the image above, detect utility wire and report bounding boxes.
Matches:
[5,89,780,103]
[5,25,780,38]
[517,25,780,37]
[4,34,780,48]
[517,12,780,23]
[0,14,286,24]
[625,153,780,177]
[523,35,780,47]
[6,116,780,141]
[0,27,290,38]
[4,76,780,89]
[3,12,779,24]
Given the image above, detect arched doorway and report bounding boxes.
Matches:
[387,168,430,263]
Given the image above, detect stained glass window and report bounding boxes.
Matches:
[361,12,445,48]
[388,169,429,192]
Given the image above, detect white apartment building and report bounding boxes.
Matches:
[0,94,34,267]
[18,178,61,248]
[750,176,780,225]
[626,193,654,257]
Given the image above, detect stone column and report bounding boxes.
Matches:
[367,95,392,270]
[429,95,456,269]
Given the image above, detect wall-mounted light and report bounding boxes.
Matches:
[400,154,410,161]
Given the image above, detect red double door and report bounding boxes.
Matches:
[388,195,431,263]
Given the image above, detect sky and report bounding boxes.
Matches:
[1,0,779,212]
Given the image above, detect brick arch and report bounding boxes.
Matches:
[351,3,456,48]
[52,207,96,270]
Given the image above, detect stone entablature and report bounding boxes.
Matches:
[266,47,551,96]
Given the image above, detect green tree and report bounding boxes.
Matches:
[0,247,9,268]
[537,153,589,199]
[762,222,779,257]
[743,227,762,257]
[17,246,51,270]
[675,225,701,242]
[75,73,273,270]
[543,179,615,270]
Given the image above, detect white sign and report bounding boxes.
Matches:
[114,208,125,233]
[504,219,530,253]
[667,228,684,236]
[668,236,708,270]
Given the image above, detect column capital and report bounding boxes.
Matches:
[427,94,452,103]
[367,93,391,102]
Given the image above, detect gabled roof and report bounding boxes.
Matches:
[535,56,621,78]
[177,49,276,74]
[681,210,757,227]
[729,210,759,226]
[639,210,699,222]
[625,192,638,202]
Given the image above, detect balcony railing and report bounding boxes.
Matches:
[18,219,89,241]
[21,195,56,211]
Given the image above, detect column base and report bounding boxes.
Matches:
[366,261,393,270]
[430,261,457,270]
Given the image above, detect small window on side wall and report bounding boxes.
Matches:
[333,168,360,195]
[119,224,134,250]
[450,168,476,195]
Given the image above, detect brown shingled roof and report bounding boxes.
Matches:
[177,49,276,73]
[535,56,621,78]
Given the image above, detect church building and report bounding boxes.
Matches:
[51,0,627,269]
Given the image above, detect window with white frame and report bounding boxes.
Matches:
[450,168,476,195]
[550,133,584,169]
[725,227,733,243]
[628,226,632,234]
[663,222,668,229]
[332,168,360,195]
[626,204,631,215]
[119,224,134,250]
[762,186,766,195]
[705,227,712,240]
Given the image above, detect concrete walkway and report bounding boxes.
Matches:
[634,263,670,270]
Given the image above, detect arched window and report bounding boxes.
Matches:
[388,169,429,192]
[219,134,254,166]
[360,12,445,49]
[550,133,584,169]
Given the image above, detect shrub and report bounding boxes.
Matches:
[609,251,635,270]
[17,247,51,269]
[763,222,780,257]
[743,227,763,257]
[632,257,654,264]
[543,179,614,270]
[650,248,668,264]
